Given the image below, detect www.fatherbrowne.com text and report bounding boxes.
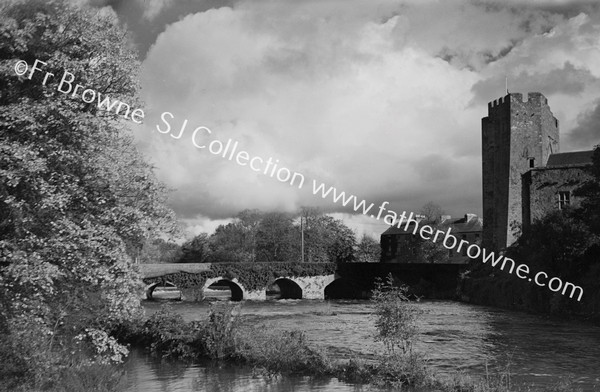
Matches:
[16,58,584,302]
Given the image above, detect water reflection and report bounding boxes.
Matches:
[124,300,600,391]
[123,351,366,392]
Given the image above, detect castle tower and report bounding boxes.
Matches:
[481,92,559,252]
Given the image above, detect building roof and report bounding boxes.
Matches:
[381,214,482,236]
[441,214,483,232]
[546,150,594,167]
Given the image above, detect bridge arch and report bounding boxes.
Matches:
[145,281,181,300]
[324,277,364,299]
[202,277,244,301]
[267,278,303,299]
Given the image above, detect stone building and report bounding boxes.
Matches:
[380,214,482,263]
[482,92,594,252]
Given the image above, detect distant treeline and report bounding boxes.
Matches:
[139,207,381,264]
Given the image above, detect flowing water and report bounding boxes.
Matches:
[122,299,600,391]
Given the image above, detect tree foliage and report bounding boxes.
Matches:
[418,201,445,224]
[0,0,178,380]
[139,238,183,264]
[372,274,420,355]
[300,207,356,263]
[255,212,297,262]
[355,234,381,263]
[509,209,598,279]
[201,207,357,263]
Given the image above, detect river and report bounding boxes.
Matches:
[122,299,600,391]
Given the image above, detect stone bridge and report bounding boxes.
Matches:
[139,262,465,301]
[140,262,336,301]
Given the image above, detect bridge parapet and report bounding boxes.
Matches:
[140,262,336,301]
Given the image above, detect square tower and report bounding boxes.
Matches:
[481,92,559,252]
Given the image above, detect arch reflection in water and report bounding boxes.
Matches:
[204,279,244,301]
[266,278,303,300]
[324,278,363,299]
[146,281,182,301]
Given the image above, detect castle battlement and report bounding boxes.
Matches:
[482,91,559,251]
[488,92,549,110]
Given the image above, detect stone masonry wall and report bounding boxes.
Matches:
[482,92,559,251]
[523,166,591,227]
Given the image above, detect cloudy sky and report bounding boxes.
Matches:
[98,0,600,238]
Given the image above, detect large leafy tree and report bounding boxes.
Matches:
[139,238,182,264]
[207,209,262,263]
[0,0,178,372]
[300,208,356,263]
[179,233,210,263]
[355,234,381,263]
[255,212,297,262]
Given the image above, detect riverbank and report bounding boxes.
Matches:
[115,299,591,392]
[459,264,600,326]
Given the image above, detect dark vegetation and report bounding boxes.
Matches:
[462,146,600,323]
[0,0,177,390]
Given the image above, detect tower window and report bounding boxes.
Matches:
[528,158,535,168]
[558,191,570,210]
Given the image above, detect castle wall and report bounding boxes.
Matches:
[522,166,591,227]
[482,92,559,251]
[482,95,510,251]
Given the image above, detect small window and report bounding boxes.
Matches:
[528,158,535,168]
[558,191,570,210]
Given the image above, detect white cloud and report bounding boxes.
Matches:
[136,1,600,235]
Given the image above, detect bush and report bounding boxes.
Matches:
[372,274,422,356]
[372,352,432,389]
[199,302,240,359]
[234,327,332,375]
[138,305,198,360]
[335,358,375,384]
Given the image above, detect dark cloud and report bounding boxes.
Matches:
[566,100,600,149]
[90,0,236,58]
[470,62,597,105]
[104,0,600,234]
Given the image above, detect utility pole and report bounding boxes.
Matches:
[301,214,305,263]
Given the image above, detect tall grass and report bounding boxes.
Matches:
[234,327,332,375]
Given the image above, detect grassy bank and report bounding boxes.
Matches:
[112,278,582,392]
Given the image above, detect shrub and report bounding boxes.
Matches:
[372,274,422,356]
[372,352,432,389]
[370,274,430,387]
[199,302,240,359]
[234,327,332,375]
[335,358,375,384]
[139,305,197,359]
